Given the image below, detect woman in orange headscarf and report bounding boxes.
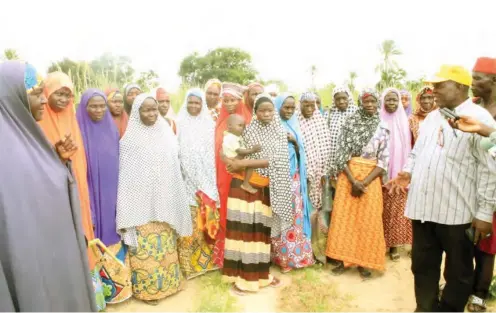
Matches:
[105,88,128,138]
[213,82,247,267]
[38,72,95,254]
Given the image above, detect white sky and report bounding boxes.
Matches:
[1,0,495,93]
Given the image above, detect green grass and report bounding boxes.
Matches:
[191,271,240,312]
[278,265,353,312]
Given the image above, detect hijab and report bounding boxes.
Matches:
[326,86,358,171]
[274,93,312,238]
[105,87,128,138]
[400,89,413,116]
[0,60,96,311]
[38,71,94,242]
[409,86,436,142]
[244,93,293,236]
[380,88,412,180]
[76,89,121,246]
[177,88,219,206]
[123,83,141,115]
[116,94,192,247]
[330,88,381,177]
[297,92,332,210]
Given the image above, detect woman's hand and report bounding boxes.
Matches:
[55,134,77,162]
[351,181,366,197]
[287,133,297,145]
[226,159,245,173]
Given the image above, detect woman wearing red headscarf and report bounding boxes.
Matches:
[213,82,247,267]
[408,86,436,145]
[243,82,264,122]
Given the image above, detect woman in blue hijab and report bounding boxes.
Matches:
[271,93,315,273]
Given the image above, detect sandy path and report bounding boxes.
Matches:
[106,250,493,312]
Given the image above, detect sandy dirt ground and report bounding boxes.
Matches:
[106,248,494,312]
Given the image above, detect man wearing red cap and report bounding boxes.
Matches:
[472,57,496,119]
[467,57,496,312]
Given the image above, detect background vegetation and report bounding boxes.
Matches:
[2,39,424,110]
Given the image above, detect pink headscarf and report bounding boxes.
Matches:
[380,88,412,180]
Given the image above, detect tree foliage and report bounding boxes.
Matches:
[375,40,406,92]
[178,48,258,86]
[90,53,135,88]
[3,49,20,60]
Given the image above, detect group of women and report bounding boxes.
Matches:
[0,59,438,311]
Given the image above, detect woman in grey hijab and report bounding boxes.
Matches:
[0,61,96,312]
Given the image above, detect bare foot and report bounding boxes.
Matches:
[241,183,258,194]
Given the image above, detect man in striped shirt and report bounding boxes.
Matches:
[387,65,496,312]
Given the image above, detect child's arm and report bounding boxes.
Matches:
[236,144,262,156]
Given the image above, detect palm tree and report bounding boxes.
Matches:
[347,71,357,93]
[3,49,20,60]
[310,64,317,91]
[375,40,402,74]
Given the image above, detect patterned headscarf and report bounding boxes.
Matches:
[380,88,412,180]
[243,93,293,236]
[400,89,413,116]
[408,86,436,142]
[222,82,244,100]
[116,94,192,247]
[300,91,317,102]
[330,88,381,177]
[326,86,358,175]
[297,91,332,210]
[24,63,43,94]
[176,88,219,206]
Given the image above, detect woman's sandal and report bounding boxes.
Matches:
[357,266,372,279]
[467,295,487,312]
[144,299,159,306]
[331,263,346,276]
[230,284,247,296]
[389,247,401,262]
[280,267,292,274]
[270,276,283,288]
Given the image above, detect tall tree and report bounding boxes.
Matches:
[375,40,406,92]
[3,49,20,60]
[178,48,258,86]
[310,65,317,91]
[346,71,358,94]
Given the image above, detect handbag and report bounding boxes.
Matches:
[88,239,132,304]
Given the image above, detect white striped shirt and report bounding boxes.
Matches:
[404,98,496,225]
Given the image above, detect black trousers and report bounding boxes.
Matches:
[473,246,495,299]
[411,220,474,312]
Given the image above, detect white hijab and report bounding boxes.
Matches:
[177,88,219,206]
[116,93,192,247]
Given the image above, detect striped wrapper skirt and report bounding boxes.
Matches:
[221,177,274,292]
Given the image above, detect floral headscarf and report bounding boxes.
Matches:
[408,86,436,142]
[330,88,381,177]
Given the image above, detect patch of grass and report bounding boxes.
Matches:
[277,265,352,312]
[191,271,240,312]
